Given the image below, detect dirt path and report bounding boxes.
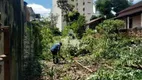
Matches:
[41,58,98,80]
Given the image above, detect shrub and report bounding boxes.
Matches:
[86,20,142,80]
[96,19,125,39]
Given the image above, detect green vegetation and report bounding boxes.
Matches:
[24,14,142,80]
[85,20,142,80]
[23,22,43,80]
[23,20,61,80]
[62,11,86,39]
[65,19,142,80]
[23,0,142,79]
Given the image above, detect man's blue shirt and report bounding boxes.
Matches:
[51,43,60,52]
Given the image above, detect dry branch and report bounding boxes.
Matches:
[104,64,113,70]
[125,64,142,70]
[74,60,93,73]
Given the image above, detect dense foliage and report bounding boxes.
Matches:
[83,20,142,80]
[23,22,43,80]
[57,0,74,13]
[62,14,86,39]
[23,20,61,80]
[40,21,61,60]
[23,15,142,80]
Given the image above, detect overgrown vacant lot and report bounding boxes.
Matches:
[39,20,142,80]
[41,38,142,80]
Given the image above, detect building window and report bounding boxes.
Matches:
[83,8,85,11]
[71,0,74,1]
[88,13,91,15]
[88,2,91,3]
[83,2,85,5]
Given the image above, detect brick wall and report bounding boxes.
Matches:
[120,28,142,37]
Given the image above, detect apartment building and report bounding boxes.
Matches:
[69,0,94,20]
[52,0,64,31]
[52,0,94,31]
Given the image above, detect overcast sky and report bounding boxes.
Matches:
[24,0,142,17]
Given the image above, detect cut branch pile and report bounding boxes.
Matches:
[74,60,93,73]
[125,64,142,70]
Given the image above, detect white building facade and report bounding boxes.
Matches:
[52,0,94,31]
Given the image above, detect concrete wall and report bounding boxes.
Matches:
[141,13,142,27]
[120,14,141,29]
[0,0,25,80]
[132,15,141,28]
[70,0,93,21]
[84,0,94,21]
[0,33,4,80]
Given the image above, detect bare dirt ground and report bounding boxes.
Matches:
[41,57,99,80]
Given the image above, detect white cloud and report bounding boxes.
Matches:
[24,0,30,2]
[133,0,141,3]
[27,3,51,17]
[93,0,141,4]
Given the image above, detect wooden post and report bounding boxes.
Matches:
[141,13,142,27]
[0,27,10,80]
[127,17,130,29]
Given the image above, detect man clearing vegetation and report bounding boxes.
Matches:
[50,42,65,64]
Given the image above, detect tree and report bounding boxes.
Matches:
[95,0,131,18]
[111,0,130,13]
[96,0,113,18]
[64,11,80,24]
[57,0,75,24]
[57,0,74,14]
[49,13,58,28]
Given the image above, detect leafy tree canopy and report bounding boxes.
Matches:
[65,11,80,23]
[57,0,74,13]
[95,0,131,18]
[111,0,130,13]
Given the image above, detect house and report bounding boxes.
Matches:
[24,2,37,22]
[27,7,36,21]
[86,17,104,29]
[116,1,142,29]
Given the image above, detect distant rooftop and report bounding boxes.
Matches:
[117,1,142,18]
[118,1,142,14]
[27,7,35,15]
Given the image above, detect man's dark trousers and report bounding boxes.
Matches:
[51,50,59,64]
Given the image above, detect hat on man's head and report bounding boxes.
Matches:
[59,42,62,46]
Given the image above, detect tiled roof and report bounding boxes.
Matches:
[117,1,142,18]
[118,1,142,14]
[86,17,103,25]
